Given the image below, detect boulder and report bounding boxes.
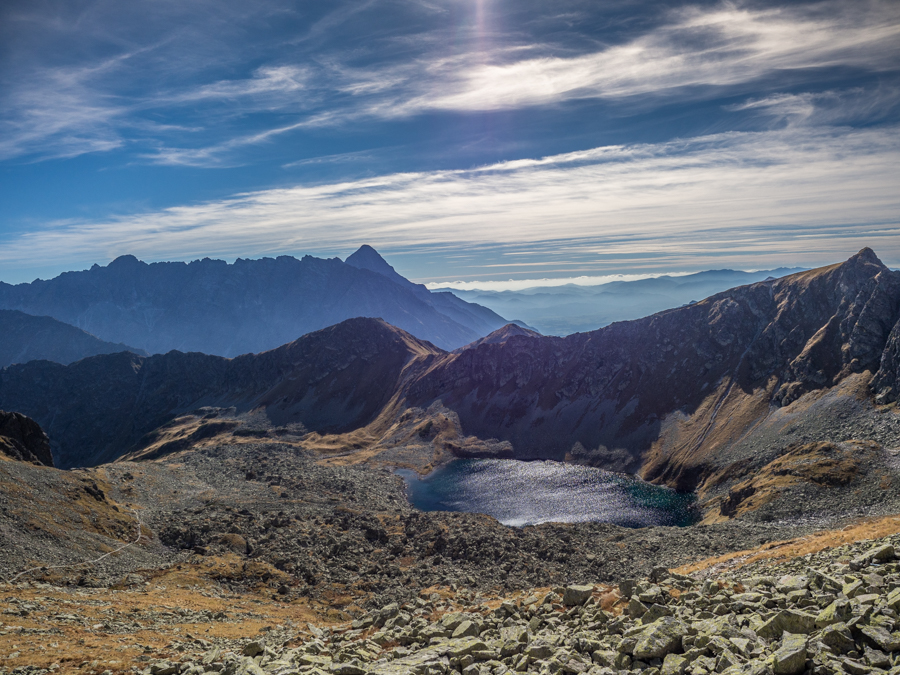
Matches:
[819,622,856,654]
[816,599,852,628]
[660,653,687,675]
[772,633,807,675]
[563,585,594,606]
[757,610,817,639]
[850,544,896,570]
[858,624,900,652]
[631,617,689,660]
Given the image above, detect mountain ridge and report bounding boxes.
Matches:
[439,266,807,335]
[0,309,145,368]
[0,318,441,468]
[1,248,899,524]
[0,248,511,354]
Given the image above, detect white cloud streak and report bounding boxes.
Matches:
[2,1,899,163]
[426,273,695,293]
[331,1,900,119]
[2,124,898,279]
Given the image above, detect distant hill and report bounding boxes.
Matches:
[0,309,145,368]
[0,247,512,355]
[436,267,805,335]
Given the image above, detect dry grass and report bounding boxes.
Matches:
[0,557,334,674]
[675,513,900,576]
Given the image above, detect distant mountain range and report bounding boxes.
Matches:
[2,248,898,500]
[0,246,512,355]
[436,267,805,335]
[0,309,145,368]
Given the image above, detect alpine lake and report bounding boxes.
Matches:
[398,458,699,528]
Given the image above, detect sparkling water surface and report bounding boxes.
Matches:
[398,459,698,528]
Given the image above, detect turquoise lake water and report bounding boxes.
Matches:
[398,458,698,528]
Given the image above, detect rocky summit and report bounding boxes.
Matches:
[0,409,53,466]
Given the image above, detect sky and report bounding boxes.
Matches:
[1,0,899,285]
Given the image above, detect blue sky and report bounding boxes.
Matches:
[1,0,899,285]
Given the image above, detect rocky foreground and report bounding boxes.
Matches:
[116,532,900,675]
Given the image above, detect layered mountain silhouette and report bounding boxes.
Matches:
[439,267,805,335]
[0,247,511,355]
[0,309,145,368]
[1,249,898,491]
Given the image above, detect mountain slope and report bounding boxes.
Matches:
[0,318,441,468]
[407,248,900,489]
[2,249,899,511]
[0,248,510,355]
[0,309,144,367]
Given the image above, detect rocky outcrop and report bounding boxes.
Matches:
[0,309,144,368]
[871,316,900,404]
[0,410,53,466]
[0,247,510,354]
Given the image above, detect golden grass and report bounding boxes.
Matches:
[0,556,331,674]
[675,513,900,575]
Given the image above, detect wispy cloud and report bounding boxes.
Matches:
[2,124,898,280]
[163,66,310,106]
[728,86,900,127]
[325,1,900,119]
[2,0,899,164]
[0,63,126,161]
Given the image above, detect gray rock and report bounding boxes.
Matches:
[816,599,852,627]
[631,617,689,660]
[858,624,900,652]
[850,545,896,571]
[243,641,265,657]
[451,620,482,639]
[772,633,807,674]
[757,609,817,639]
[330,663,367,675]
[149,663,179,675]
[819,622,856,654]
[563,585,594,606]
[660,653,687,675]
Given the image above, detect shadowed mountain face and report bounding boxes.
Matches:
[0,318,441,468]
[0,410,53,466]
[0,248,510,355]
[0,310,145,368]
[408,248,900,484]
[1,249,899,487]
